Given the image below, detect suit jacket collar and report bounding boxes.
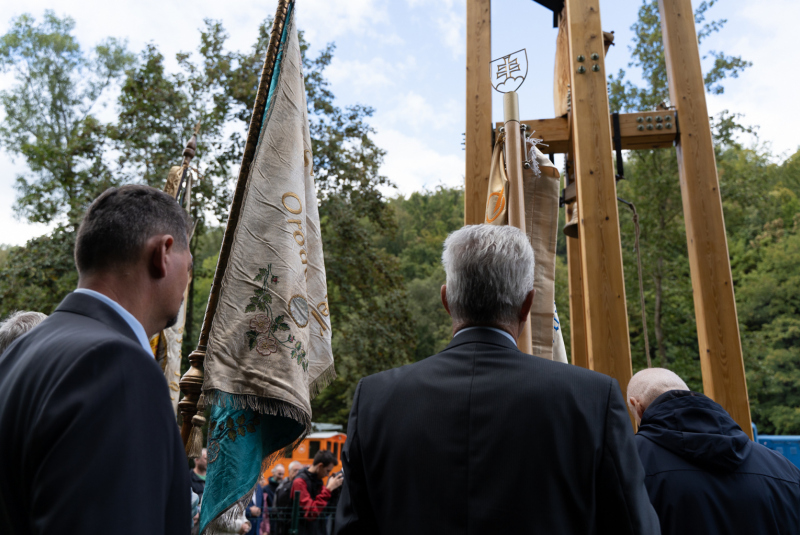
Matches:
[55,291,141,347]
[444,326,519,352]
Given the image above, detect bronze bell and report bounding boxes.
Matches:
[563,203,579,238]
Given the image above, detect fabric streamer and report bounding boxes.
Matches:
[485,134,566,362]
[199,4,334,532]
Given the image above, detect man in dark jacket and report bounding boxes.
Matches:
[628,368,800,535]
[191,448,208,500]
[0,185,193,535]
[335,225,659,535]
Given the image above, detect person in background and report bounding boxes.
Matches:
[335,224,659,535]
[245,477,265,535]
[0,185,193,535]
[0,310,47,354]
[191,448,208,501]
[274,461,304,535]
[259,475,271,535]
[628,367,800,535]
[264,464,285,534]
[293,451,343,535]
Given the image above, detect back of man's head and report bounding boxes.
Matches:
[75,185,190,276]
[627,368,689,423]
[442,225,534,325]
[0,311,47,354]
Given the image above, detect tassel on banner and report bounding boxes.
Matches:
[186,393,206,458]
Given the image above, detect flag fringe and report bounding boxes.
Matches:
[203,389,311,434]
[308,363,337,400]
[202,486,256,535]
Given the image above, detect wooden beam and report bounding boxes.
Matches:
[465,0,492,225]
[659,0,752,438]
[565,0,633,404]
[566,200,589,369]
[554,11,570,117]
[494,111,678,154]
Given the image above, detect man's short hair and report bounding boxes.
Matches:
[627,368,689,410]
[75,185,191,275]
[0,311,47,354]
[442,225,535,325]
[312,450,337,467]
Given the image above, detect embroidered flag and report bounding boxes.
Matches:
[199,2,334,532]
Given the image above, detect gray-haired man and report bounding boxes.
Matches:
[0,310,47,354]
[335,224,659,535]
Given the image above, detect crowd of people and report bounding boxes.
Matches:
[0,185,798,535]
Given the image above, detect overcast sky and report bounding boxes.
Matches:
[1,0,797,246]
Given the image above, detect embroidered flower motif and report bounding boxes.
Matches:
[244,264,307,370]
[255,334,278,356]
[250,314,272,334]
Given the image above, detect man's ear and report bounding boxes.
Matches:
[441,285,452,317]
[149,235,174,280]
[519,289,535,321]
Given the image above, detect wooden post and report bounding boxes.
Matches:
[565,0,633,402]
[465,0,492,225]
[658,0,752,438]
[566,207,589,369]
[504,91,534,355]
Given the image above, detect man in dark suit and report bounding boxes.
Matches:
[0,185,193,534]
[628,368,800,535]
[335,224,659,535]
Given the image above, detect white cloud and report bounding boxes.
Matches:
[374,128,463,196]
[379,91,459,132]
[702,0,800,156]
[326,56,409,93]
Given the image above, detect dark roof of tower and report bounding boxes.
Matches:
[532,0,564,27]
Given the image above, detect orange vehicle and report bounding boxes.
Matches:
[262,430,346,483]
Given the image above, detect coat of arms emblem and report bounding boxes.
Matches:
[490,49,528,93]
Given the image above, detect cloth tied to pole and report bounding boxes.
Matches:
[485,134,568,363]
[199,3,334,532]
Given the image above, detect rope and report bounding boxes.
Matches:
[618,198,652,368]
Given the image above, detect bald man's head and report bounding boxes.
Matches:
[627,368,689,425]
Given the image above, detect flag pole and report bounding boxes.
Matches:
[178,0,294,449]
[503,90,534,356]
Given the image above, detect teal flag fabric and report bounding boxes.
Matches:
[199,2,335,532]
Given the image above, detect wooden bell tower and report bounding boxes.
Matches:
[465,0,752,436]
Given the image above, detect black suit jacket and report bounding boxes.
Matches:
[0,292,190,534]
[335,328,659,535]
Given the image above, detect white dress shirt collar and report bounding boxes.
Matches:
[453,326,517,347]
[73,289,153,356]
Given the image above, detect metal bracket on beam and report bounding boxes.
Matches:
[612,112,624,181]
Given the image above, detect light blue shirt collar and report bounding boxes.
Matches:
[453,326,517,347]
[73,289,153,356]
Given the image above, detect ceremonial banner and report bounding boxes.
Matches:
[485,135,567,362]
[199,2,333,532]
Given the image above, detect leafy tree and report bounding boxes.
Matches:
[0,11,133,225]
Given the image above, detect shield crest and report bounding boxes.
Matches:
[490,49,528,93]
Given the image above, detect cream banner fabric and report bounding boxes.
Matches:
[485,135,567,362]
[522,141,561,361]
[203,11,333,423]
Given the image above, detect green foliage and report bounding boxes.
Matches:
[0,11,133,225]
[380,187,464,361]
[0,226,77,317]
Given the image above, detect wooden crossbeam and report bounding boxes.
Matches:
[494,110,677,154]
